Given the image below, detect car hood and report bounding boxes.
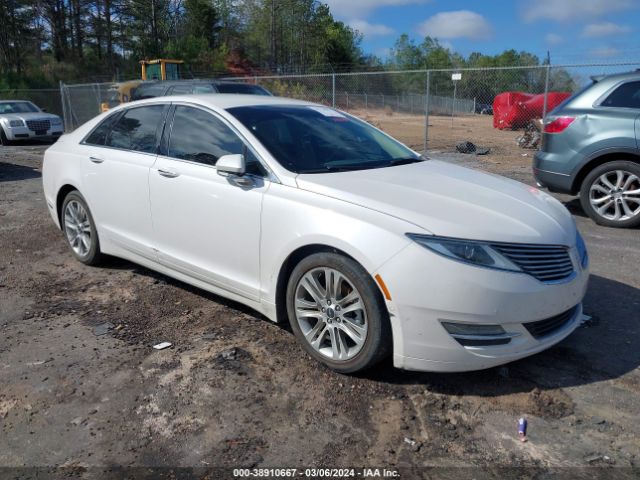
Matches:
[0,112,60,122]
[295,160,575,245]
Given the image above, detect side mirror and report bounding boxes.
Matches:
[41,108,48,112]
[216,154,245,175]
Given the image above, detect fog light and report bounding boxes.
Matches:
[441,322,518,347]
[441,322,505,336]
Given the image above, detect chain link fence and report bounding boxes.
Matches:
[55,61,640,158]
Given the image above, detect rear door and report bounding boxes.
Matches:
[81,104,168,261]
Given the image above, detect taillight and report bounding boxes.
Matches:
[544,116,575,134]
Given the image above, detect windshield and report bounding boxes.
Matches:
[0,101,40,114]
[227,105,421,173]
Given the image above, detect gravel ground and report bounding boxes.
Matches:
[0,141,639,479]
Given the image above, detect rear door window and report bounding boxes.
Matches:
[84,112,121,146]
[601,81,640,109]
[106,105,166,154]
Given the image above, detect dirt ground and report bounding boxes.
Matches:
[355,109,531,168]
[1,127,639,478]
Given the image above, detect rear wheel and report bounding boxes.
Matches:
[61,191,104,265]
[580,161,640,228]
[286,252,391,374]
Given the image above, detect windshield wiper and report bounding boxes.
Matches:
[386,156,425,166]
[297,157,424,174]
[299,163,387,173]
[326,163,387,171]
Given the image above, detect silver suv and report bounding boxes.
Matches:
[534,71,640,228]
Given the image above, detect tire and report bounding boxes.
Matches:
[0,128,10,146]
[286,252,392,374]
[61,191,104,265]
[580,161,640,228]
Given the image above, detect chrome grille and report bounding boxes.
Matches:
[491,243,574,283]
[26,119,50,131]
[524,305,578,339]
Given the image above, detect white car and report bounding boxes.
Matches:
[0,100,64,144]
[42,95,589,373]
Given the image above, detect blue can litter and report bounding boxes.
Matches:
[518,418,528,442]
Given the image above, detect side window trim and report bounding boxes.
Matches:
[158,104,176,157]
[163,102,278,182]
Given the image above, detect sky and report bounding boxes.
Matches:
[322,0,640,64]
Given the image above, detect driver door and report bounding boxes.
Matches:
[148,104,270,301]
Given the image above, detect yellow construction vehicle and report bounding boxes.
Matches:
[100,59,186,112]
[140,59,185,81]
[100,80,143,113]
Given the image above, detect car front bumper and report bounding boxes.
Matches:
[376,242,589,372]
[4,124,64,141]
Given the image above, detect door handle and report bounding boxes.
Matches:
[158,169,180,178]
[89,156,104,163]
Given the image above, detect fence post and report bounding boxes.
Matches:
[346,92,349,109]
[59,81,66,131]
[331,74,336,108]
[365,93,368,110]
[542,64,551,122]
[424,70,431,155]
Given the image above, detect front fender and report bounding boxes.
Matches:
[259,183,423,306]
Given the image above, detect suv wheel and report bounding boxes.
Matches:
[286,252,391,374]
[580,161,640,228]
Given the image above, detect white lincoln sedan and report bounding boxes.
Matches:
[42,95,589,373]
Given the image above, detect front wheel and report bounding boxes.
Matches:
[286,252,391,374]
[580,161,640,228]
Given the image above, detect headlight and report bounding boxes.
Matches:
[406,234,522,272]
[575,230,588,269]
[51,117,62,125]
[9,119,24,127]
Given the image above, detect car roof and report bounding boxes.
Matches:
[137,79,264,88]
[594,70,640,84]
[125,94,315,110]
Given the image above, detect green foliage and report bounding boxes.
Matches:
[0,0,579,97]
[259,79,309,99]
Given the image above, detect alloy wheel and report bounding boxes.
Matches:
[64,200,92,257]
[294,267,368,361]
[589,170,640,222]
